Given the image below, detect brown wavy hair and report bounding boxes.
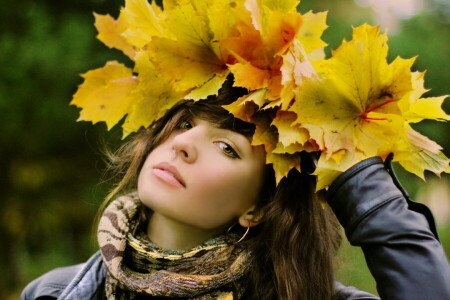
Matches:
[98,78,342,300]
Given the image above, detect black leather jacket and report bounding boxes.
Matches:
[20,157,450,299]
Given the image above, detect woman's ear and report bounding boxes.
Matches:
[238,205,263,228]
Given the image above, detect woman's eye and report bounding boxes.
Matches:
[179,120,193,130]
[215,141,240,159]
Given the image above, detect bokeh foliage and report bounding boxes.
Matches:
[0,0,448,298]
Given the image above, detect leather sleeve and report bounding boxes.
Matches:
[333,281,380,300]
[327,157,450,300]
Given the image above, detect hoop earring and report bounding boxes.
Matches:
[226,223,237,234]
[227,223,250,244]
[235,226,250,244]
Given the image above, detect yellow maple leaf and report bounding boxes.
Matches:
[406,96,449,122]
[78,0,330,141]
[143,1,232,93]
[297,11,328,58]
[222,89,268,122]
[94,0,168,60]
[290,24,449,189]
[395,128,450,179]
[71,61,138,130]
[221,20,270,70]
[224,94,311,182]
[279,38,318,108]
[228,62,271,91]
[221,2,326,109]
[251,113,278,152]
[292,25,409,155]
[161,1,211,47]
[94,13,136,59]
[251,112,304,183]
[259,10,302,56]
[273,142,304,155]
[147,37,227,91]
[122,51,186,136]
[184,75,228,101]
[278,10,327,101]
[120,0,166,49]
[271,111,310,148]
[267,152,301,184]
[313,151,367,191]
[399,72,449,122]
[207,0,249,60]
[221,2,303,99]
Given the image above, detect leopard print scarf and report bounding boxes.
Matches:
[97,194,251,299]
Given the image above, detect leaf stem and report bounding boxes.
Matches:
[361,98,395,121]
[363,117,389,121]
[366,98,395,113]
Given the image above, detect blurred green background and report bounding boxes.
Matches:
[1,0,448,298]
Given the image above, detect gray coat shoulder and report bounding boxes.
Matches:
[20,263,84,300]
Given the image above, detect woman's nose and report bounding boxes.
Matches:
[172,131,198,163]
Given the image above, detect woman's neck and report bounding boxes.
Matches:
[146,213,225,250]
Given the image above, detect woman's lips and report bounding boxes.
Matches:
[152,162,186,188]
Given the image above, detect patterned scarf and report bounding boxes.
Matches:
[97,193,252,300]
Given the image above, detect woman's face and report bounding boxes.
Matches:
[138,117,266,231]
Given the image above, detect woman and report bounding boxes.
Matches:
[20,80,450,299]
